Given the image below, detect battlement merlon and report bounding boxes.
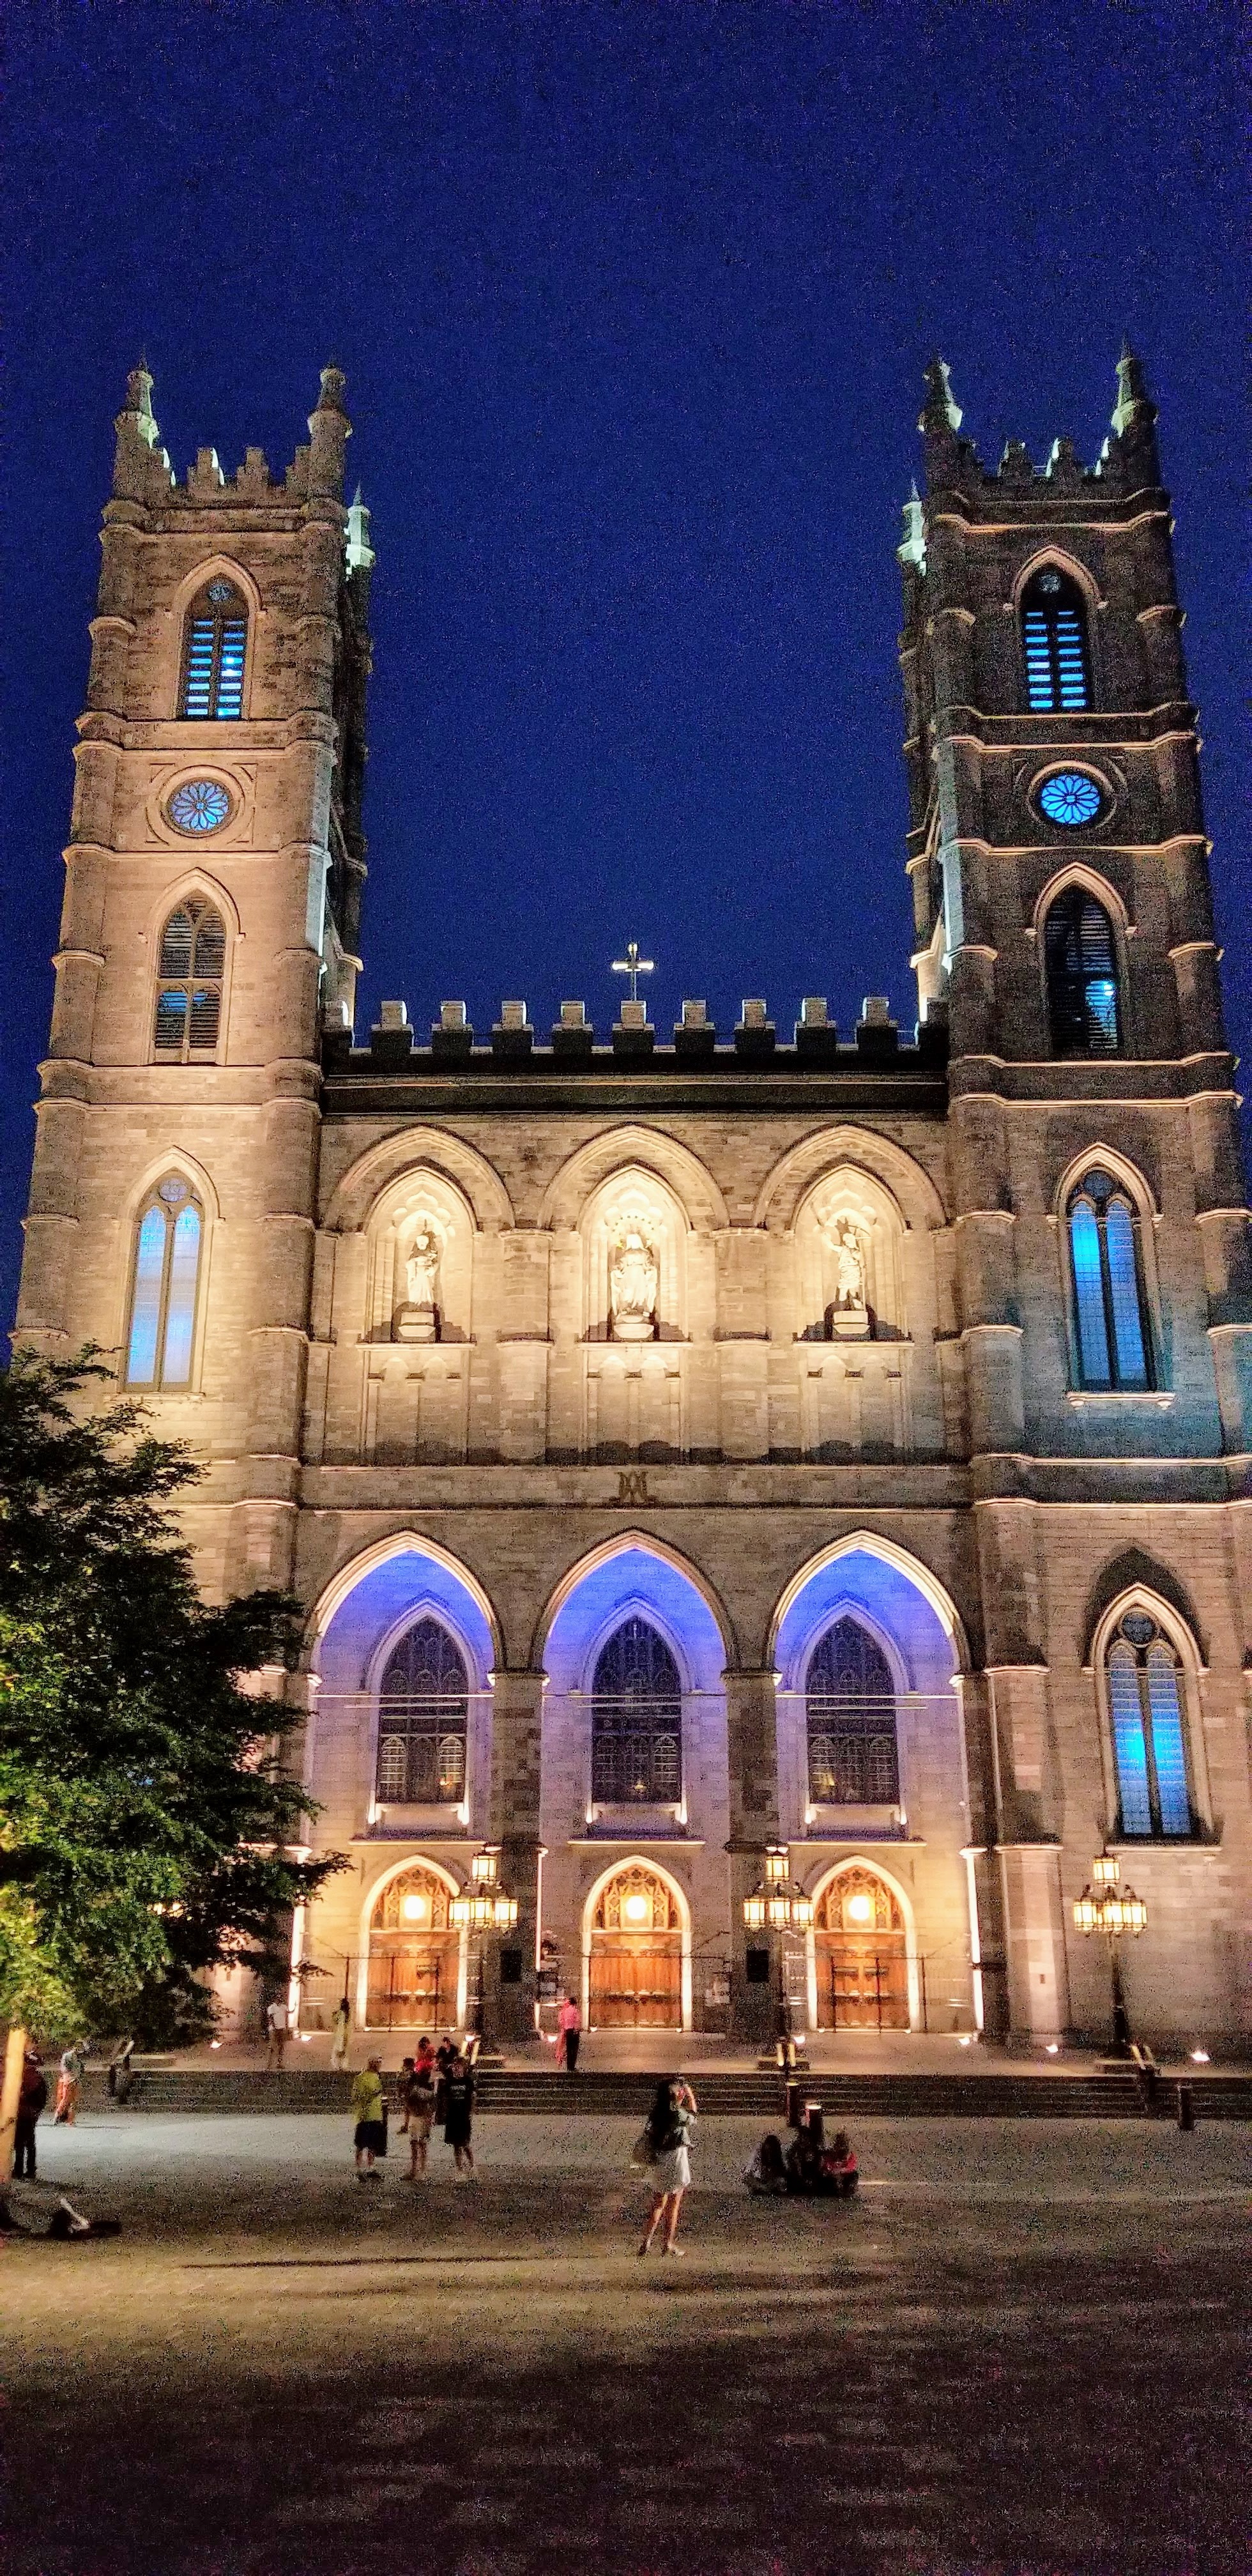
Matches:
[910,342,1164,516]
[106,360,356,517]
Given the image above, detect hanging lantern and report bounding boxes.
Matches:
[1073,1885,1099,1934]
[743,1885,768,1931]
[471,1845,501,1887]
[1091,1848,1120,1888]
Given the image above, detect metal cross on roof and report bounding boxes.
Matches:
[612,940,655,1004]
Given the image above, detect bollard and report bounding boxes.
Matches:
[1177,2081,1195,2133]
[785,2077,804,2129]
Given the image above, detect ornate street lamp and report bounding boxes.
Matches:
[451,1846,519,1935]
[743,1844,813,2051]
[1073,1847,1147,2049]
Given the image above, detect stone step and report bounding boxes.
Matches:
[74,2064,1252,2118]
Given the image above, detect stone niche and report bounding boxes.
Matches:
[793,1165,908,1344]
[581,1168,689,1344]
[360,1167,475,1347]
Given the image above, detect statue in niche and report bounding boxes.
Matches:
[826,1218,868,1337]
[609,1221,659,1341]
[395,1219,440,1344]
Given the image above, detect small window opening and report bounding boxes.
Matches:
[125,1177,203,1389]
[1107,1611,1193,1837]
[179,578,248,719]
[1022,567,1092,712]
[1067,1170,1152,1391]
[153,899,225,1059]
[1044,887,1121,1056]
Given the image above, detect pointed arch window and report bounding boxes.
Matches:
[153,898,226,1059]
[179,578,248,719]
[1044,887,1121,1055]
[376,1618,468,1805]
[1022,567,1092,712]
[1106,1610,1193,1837]
[125,1177,204,1388]
[590,1616,682,1804]
[806,1616,900,1805]
[1067,1170,1152,1390]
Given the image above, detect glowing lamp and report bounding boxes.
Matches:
[471,1846,501,1887]
[743,1887,768,1931]
[764,1845,790,1886]
[622,1891,650,1926]
[1073,1886,1099,1935]
[401,1892,430,1925]
[1091,1848,1120,1888]
[492,1890,519,1931]
[846,1890,874,1926]
[790,1892,814,1932]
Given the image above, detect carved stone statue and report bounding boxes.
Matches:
[609,1222,659,1341]
[832,1220,866,1312]
[395,1220,439,1343]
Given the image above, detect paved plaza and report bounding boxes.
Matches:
[2,2111,1248,2576]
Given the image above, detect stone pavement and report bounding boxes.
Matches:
[2,2112,1249,2576]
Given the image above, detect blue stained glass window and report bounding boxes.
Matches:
[1107,1614,1194,1837]
[167,778,231,834]
[1108,1644,1153,1835]
[125,1183,203,1390]
[1105,1198,1149,1387]
[126,1206,167,1386]
[179,581,247,719]
[1070,1199,1111,1384]
[1039,771,1104,828]
[1067,1172,1152,1391]
[162,1206,201,1384]
[1021,569,1092,712]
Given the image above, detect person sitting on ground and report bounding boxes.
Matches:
[818,2129,859,2198]
[742,2132,788,2196]
[351,2057,386,2179]
[784,2106,825,2195]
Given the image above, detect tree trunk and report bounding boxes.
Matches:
[0,2023,28,2223]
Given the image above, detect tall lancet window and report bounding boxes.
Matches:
[153,898,227,1059]
[1067,1170,1152,1392]
[591,1617,682,1804]
[125,1177,203,1389]
[1044,888,1121,1057]
[376,1618,468,1806]
[806,1617,900,1805]
[179,578,248,719]
[1106,1611,1193,1838]
[1022,567,1092,711]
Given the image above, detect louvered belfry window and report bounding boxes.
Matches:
[1106,1611,1192,1837]
[806,1616,900,1805]
[1067,1170,1152,1391]
[179,578,247,719]
[591,1616,682,1804]
[1044,887,1121,1055]
[1022,567,1092,712]
[153,898,226,1060]
[376,1618,469,1805]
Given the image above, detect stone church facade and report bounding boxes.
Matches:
[16,352,1251,2051]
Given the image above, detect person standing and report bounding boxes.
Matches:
[405,2038,437,2179]
[265,1996,289,2069]
[351,2057,386,2178]
[442,2050,476,2175]
[14,2051,48,2177]
[54,2041,86,2124]
[330,1998,351,2069]
[556,1993,583,2073]
[637,2075,697,2256]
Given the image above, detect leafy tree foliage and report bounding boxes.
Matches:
[0,1352,340,2039]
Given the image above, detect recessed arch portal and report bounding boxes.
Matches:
[358,1853,466,2034]
[582,1854,691,2031]
[807,1856,918,2032]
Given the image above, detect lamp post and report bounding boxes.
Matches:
[743,1843,813,2062]
[1073,1847,1147,2051]
[451,1846,519,2050]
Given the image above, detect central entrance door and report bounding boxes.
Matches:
[366,1864,461,2030]
[589,1862,683,2028]
[814,1866,910,2031]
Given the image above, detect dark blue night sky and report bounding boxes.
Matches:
[2,2,1247,1331]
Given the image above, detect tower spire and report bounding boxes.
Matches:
[919,355,962,436]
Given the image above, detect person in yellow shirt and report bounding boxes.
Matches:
[351,2057,386,2179]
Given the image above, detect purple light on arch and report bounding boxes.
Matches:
[774,1546,959,1699]
[316,1544,496,1697]
[542,1545,728,1698]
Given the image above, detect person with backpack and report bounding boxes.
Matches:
[636,2075,697,2256]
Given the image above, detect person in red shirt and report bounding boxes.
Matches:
[556,1993,583,2073]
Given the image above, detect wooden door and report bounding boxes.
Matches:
[366,1936,457,2030]
[590,1938,682,2027]
[820,1938,909,2030]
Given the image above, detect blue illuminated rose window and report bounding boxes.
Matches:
[167,778,232,834]
[1037,770,1104,829]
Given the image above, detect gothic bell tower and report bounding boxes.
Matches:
[15,365,374,1595]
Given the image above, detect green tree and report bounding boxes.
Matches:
[0,1351,340,2048]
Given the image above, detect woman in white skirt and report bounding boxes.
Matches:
[637,2076,698,2255]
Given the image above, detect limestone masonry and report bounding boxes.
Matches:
[16,352,1251,2050]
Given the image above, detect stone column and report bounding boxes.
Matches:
[485,1668,547,2046]
[723,1666,782,2047]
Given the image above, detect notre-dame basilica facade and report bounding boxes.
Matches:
[16,351,1251,2053]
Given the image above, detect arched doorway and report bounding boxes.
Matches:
[814,1866,910,2031]
[365,1864,461,2030]
[588,1862,683,2028]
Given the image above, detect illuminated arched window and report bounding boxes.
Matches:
[153,898,227,1059]
[591,1616,682,1804]
[179,577,248,719]
[376,1618,468,1805]
[1044,888,1121,1056]
[125,1177,203,1388]
[806,1617,899,1805]
[1021,567,1091,712]
[1106,1610,1193,1837]
[1067,1170,1152,1391]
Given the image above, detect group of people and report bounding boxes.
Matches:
[349,2033,477,2179]
[743,2105,859,2198]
